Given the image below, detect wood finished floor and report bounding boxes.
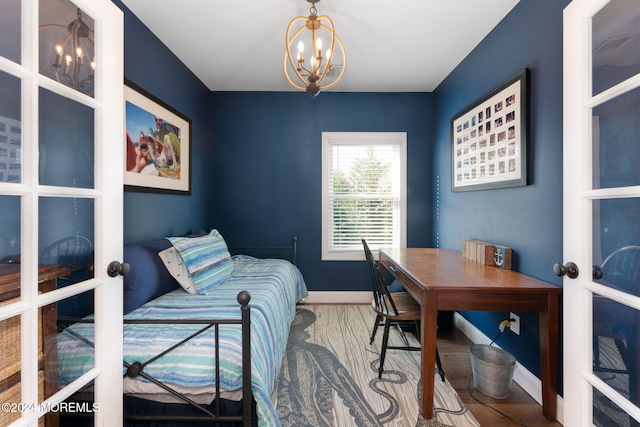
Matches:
[301,304,563,427]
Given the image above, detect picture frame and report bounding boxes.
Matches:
[451,69,528,192]
[124,79,191,194]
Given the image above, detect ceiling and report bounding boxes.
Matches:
[120,0,520,93]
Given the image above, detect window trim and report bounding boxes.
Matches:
[321,132,407,261]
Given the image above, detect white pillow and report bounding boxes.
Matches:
[158,246,197,294]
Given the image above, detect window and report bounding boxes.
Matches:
[322,132,407,261]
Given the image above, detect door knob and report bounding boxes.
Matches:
[553,262,579,279]
[592,266,603,280]
[107,261,130,277]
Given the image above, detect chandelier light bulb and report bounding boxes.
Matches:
[64,55,72,74]
[298,41,304,54]
[54,44,63,67]
[326,48,331,61]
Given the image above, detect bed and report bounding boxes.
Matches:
[55,230,307,427]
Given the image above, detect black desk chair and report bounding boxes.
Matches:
[39,236,93,275]
[39,236,94,318]
[362,239,445,381]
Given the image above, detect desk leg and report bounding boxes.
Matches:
[420,292,438,420]
[539,294,559,421]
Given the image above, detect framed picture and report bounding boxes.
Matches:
[124,79,191,194]
[451,69,528,192]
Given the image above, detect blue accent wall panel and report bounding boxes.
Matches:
[210,91,434,291]
[433,0,570,390]
[113,0,213,244]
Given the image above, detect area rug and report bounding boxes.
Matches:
[272,307,480,427]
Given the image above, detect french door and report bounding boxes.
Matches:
[0,0,124,425]
[563,0,640,425]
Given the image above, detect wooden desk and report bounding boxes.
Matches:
[378,248,561,421]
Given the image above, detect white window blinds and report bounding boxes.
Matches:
[322,132,406,260]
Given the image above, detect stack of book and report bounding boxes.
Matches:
[462,238,512,269]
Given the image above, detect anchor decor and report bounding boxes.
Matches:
[494,248,505,267]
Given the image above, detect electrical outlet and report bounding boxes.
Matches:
[509,312,520,335]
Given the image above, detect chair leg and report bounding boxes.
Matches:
[436,348,445,382]
[370,314,381,344]
[593,335,602,368]
[379,319,392,378]
[395,323,411,347]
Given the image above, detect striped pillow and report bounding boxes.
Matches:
[166,229,235,294]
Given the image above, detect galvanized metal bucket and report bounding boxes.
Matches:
[469,344,516,399]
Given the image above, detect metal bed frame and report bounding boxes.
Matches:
[228,236,298,266]
[59,236,298,426]
[122,236,298,425]
[57,291,252,427]
[122,291,253,427]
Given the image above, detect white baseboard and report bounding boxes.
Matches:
[299,291,371,304]
[453,312,564,424]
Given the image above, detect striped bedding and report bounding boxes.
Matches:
[56,255,308,427]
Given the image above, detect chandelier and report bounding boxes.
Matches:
[284,0,346,98]
[39,8,95,96]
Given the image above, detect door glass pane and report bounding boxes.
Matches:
[39,0,95,97]
[0,196,21,265]
[593,198,640,294]
[593,384,634,427]
[592,294,639,425]
[0,312,21,427]
[0,0,21,64]
[0,71,22,184]
[592,0,640,97]
[39,88,95,188]
[592,87,640,190]
[43,293,95,402]
[39,197,94,292]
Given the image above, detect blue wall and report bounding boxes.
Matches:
[433,0,570,386]
[113,0,214,244]
[210,91,434,291]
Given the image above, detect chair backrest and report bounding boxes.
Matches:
[39,236,93,272]
[599,245,640,295]
[362,239,399,316]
